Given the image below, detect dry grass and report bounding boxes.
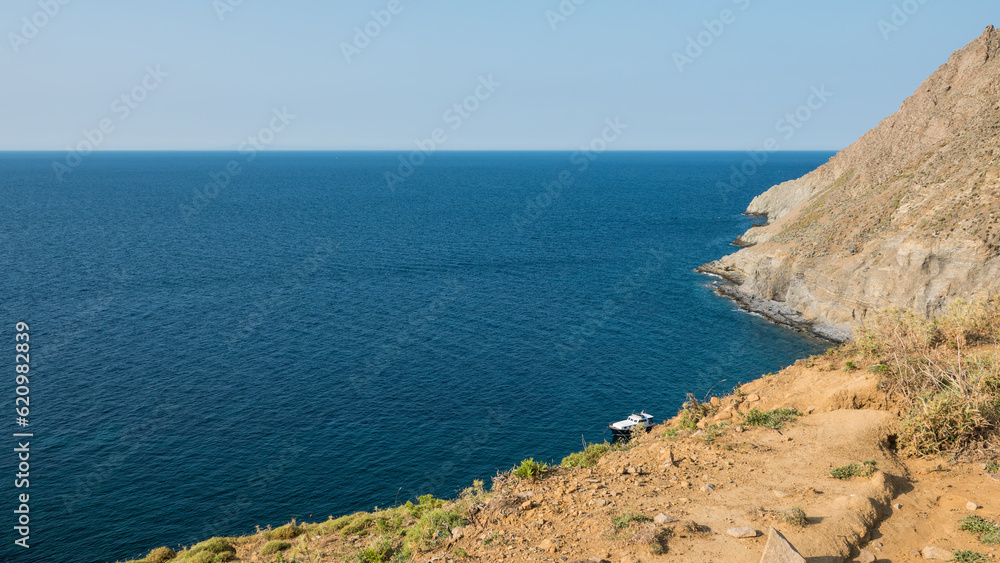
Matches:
[852,297,1000,456]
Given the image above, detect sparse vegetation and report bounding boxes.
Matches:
[610,513,652,529]
[405,494,444,519]
[512,458,548,481]
[780,507,808,527]
[952,550,989,562]
[145,547,176,563]
[481,532,501,546]
[960,515,997,534]
[829,460,877,480]
[959,515,1000,545]
[355,535,400,563]
[561,443,611,467]
[986,460,999,473]
[700,422,728,443]
[405,508,466,553]
[678,394,711,430]
[742,408,802,429]
[853,297,1000,456]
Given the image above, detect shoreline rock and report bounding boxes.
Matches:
[701,25,1000,338]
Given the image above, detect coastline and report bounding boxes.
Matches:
[116,328,1000,562]
[696,262,851,343]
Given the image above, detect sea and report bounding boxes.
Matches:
[0,151,834,563]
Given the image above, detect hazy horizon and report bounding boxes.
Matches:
[1,0,995,151]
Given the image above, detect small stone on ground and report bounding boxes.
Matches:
[654,513,678,525]
[727,526,758,538]
[922,546,952,560]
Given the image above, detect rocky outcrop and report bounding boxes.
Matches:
[701,25,1000,341]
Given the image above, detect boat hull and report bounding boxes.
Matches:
[610,424,652,441]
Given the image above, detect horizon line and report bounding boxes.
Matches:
[0,148,842,153]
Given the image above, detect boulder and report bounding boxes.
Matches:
[758,527,806,563]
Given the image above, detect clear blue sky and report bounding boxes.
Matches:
[1,0,996,151]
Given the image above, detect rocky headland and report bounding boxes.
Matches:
[701,25,1000,342]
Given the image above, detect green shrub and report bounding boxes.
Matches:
[780,507,808,527]
[404,509,466,553]
[261,541,292,555]
[341,513,377,536]
[561,443,610,467]
[512,458,548,481]
[829,460,877,480]
[186,538,236,560]
[700,422,728,443]
[844,361,858,371]
[960,515,997,534]
[742,408,802,429]
[458,479,490,512]
[405,494,444,519]
[355,536,399,563]
[610,513,652,530]
[265,523,305,540]
[952,550,988,562]
[986,460,1000,473]
[678,394,711,430]
[144,547,176,563]
[326,514,355,531]
[984,528,1000,544]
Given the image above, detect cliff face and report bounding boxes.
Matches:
[702,25,1000,341]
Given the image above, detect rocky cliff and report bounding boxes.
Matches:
[701,25,1000,341]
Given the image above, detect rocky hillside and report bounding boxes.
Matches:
[118,351,1000,562]
[701,25,1000,341]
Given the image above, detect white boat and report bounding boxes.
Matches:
[609,411,654,440]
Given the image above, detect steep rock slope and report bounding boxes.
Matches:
[702,26,1000,341]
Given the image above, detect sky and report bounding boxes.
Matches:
[0,0,996,151]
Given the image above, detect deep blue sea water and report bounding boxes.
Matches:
[0,151,833,563]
